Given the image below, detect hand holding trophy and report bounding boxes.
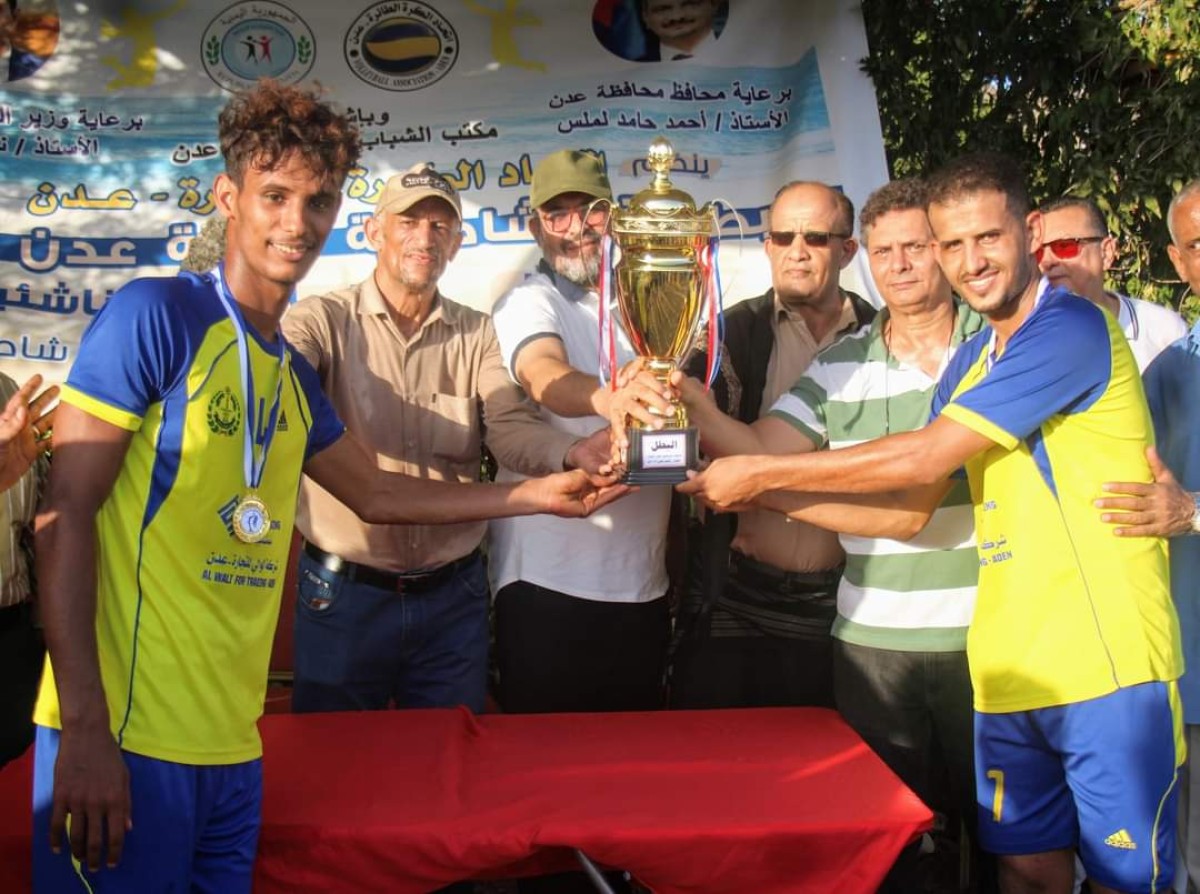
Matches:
[599,137,722,484]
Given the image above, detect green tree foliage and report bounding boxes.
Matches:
[859,0,1200,319]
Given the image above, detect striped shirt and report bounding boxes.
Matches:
[768,302,986,651]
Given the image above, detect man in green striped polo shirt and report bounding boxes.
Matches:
[677,179,987,892]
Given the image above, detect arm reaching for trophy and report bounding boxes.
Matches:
[667,369,815,460]
[513,335,673,430]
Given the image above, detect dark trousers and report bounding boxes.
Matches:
[292,549,490,713]
[834,639,991,893]
[0,601,44,768]
[494,581,670,894]
[833,640,975,820]
[494,580,670,714]
[670,553,839,709]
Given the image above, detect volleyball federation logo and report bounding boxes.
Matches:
[344,1,459,92]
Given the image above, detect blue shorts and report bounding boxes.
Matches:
[975,681,1183,894]
[33,725,262,894]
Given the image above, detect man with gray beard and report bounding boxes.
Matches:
[489,149,674,893]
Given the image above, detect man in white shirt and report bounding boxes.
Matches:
[489,147,674,894]
[1037,195,1185,370]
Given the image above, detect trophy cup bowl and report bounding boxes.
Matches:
[608,137,718,484]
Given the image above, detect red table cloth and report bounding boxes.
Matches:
[0,707,931,893]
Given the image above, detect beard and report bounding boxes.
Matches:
[551,240,602,287]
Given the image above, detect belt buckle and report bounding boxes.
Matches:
[394,568,435,592]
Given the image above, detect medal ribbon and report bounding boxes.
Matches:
[699,236,725,390]
[597,233,619,390]
[213,263,287,496]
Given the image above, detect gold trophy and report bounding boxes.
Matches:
[607,137,720,485]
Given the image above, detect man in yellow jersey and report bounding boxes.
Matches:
[679,153,1183,894]
[31,79,624,893]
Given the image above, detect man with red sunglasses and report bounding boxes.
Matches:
[1037,196,1185,371]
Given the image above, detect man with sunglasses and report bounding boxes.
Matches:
[670,180,874,711]
[280,163,607,720]
[1037,196,1185,371]
[680,153,1182,894]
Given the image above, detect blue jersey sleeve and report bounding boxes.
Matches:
[944,291,1111,443]
[929,330,988,424]
[287,347,345,459]
[66,277,196,424]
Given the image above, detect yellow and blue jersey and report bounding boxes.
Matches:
[34,272,344,764]
[930,282,1182,714]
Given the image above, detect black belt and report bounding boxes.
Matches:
[727,550,842,594]
[303,541,480,593]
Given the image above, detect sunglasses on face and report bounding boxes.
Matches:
[1034,236,1105,264]
[767,230,851,249]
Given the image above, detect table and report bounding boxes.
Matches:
[0,707,931,893]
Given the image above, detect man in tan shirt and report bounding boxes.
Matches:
[672,180,875,708]
[283,164,599,713]
[0,372,55,768]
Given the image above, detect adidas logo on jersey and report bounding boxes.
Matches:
[1104,829,1137,850]
[277,409,289,432]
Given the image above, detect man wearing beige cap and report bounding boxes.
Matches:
[490,151,673,711]
[282,162,602,714]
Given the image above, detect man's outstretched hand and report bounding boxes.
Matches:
[0,374,58,492]
[535,468,632,517]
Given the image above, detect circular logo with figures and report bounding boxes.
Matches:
[344,1,458,92]
[201,1,315,92]
[207,387,242,436]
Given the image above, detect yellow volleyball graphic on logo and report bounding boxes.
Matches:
[344,2,458,92]
[362,18,442,74]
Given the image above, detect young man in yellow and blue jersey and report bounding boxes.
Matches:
[679,153,1183,894]
[31,79,625,893]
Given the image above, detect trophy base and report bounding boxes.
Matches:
[622,426,699,486]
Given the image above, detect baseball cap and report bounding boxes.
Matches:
[530,150,612,209]
[375,162,462,219]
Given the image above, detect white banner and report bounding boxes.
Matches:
[0,0,888,383]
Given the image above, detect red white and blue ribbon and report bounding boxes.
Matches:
[698,236,724,390]
[597,232,619,390]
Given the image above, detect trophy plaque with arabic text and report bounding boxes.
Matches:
[606,137,720,485]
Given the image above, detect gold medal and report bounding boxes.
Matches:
[232,493,271,544]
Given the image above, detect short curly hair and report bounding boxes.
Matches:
[218,79,361,186]
[859,178,928,242]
